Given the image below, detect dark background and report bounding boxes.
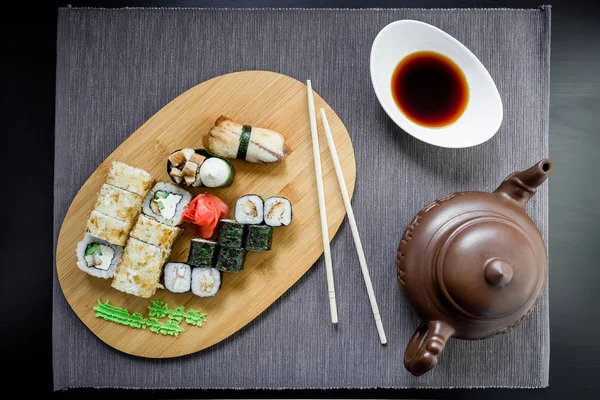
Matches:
[1,0,598,398]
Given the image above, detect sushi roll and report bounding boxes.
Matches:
[86,210,133,246]
[203,116,290,163]
[111,237,170,298]
[264,196,293,227]
[245,225,273,252]
[142,182,191,226]
[188,238,217,268]
[106,161,154,197]
[214,246,246,272]
[235,195,264,225]
[198,157,235,188]
[129,214,181,249]
[163,263,192,293]
[217,219,246,248]
[93,183,143,222]
[76,233,123,278]
[191,267,221,297]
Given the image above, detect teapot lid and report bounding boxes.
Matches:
[435,216,543,319]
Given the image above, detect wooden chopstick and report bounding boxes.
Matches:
[307,80,338,324]
[320,108,388,345]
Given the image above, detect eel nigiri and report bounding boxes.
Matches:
[203,116,290,163]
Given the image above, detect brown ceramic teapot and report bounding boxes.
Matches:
[397,159,553,376]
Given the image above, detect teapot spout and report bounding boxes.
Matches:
[494,159,553,207]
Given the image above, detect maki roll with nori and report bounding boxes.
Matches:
[163,263,191,293]
[214,246,246,272]
[142,182,191,226]
[217,219,246,248]
[188,238,217,268]
[235,194,264,225]
[191,267,221,297]
[76,234,123,278]
[167,148,235,188]
[264,196,293,227]
[245,225,273,252]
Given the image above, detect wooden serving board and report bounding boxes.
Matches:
[56,71,356,358]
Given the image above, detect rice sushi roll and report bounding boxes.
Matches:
[245,225,273,252]
[164,263,192,293]
[214,246,246,272]
[203,116,290,163]
[235,194,264,225]
[111,237,170,298]
[264,196,293,227]
[86,210,133,246]
[142,182,191,226]
[217,219,246,248]
[130,214,181,249]
[76,234,123,278]
[188,238,217,268]
[93,183,143,222]
[191,267,221,297]
[106,161,154,197]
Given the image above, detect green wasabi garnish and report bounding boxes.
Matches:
[93,299,207,337]
[148,300,207,327]
[147,300,170,319]
[183,309,207,326]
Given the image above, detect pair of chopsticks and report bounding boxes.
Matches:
[307,80,387,345]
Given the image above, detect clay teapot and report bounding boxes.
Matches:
[397,159,553,376]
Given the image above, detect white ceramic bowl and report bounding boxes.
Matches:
[370,20,503,148]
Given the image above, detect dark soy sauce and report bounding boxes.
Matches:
[391,51,469,128]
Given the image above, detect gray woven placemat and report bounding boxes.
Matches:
[53,6,551,390]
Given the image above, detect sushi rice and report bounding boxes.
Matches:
[263,196,293,227]
[164,263,192,293]
[235,194,264,225]
[142,182,191,226]
[76,233,123,279]
[191,267,221,297]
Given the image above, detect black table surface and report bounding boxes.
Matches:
[2,0,598,398]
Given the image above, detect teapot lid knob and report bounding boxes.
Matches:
[484,258,513,287]
[435,217,544,319]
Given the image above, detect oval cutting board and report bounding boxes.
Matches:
[56,71,356,358]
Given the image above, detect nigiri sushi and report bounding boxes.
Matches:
[203,116,290,163]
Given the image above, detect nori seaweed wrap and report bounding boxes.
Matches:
[214,246,246,272]
[217,219,246,248]
[188,238,217,268]
[245,225,273,252]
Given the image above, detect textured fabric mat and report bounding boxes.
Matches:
[54,6,551,390]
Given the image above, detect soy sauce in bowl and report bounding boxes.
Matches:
[391,51,469,128]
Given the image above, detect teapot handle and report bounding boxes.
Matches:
[404,321,455,376]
